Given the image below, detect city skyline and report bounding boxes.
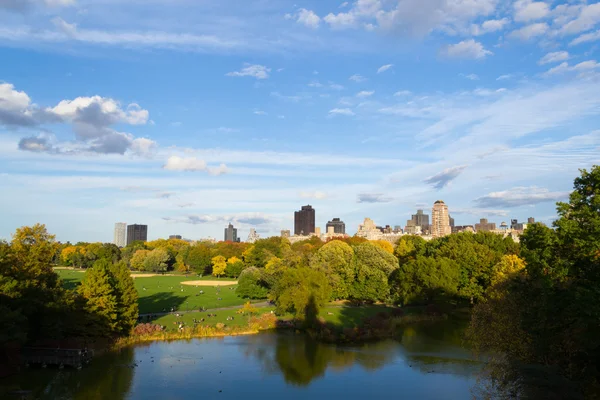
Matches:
[2,1,599,243]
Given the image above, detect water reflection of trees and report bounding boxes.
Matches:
[1,347,135,400]
[244,333,398,386]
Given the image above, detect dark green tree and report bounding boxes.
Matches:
[110,260,139,334]
[310,240,354,300]
[78,260,119,335]
[272,267,331,320]
[236,266,269,299]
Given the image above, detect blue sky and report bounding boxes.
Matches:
[1,0,600,243]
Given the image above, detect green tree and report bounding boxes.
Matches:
[350,242,398,302]
[310,240,354,300]
[272,267,331,321]
[390,256,459,305]
[130,249,149,271]
[225,256,245,278]
[394,235,426,264]
[186,243,213,274]
[143,248,169,273]
[211,255,227,277]
[78,260,119,335]
[236,266,269,299]
[110,260,139,334]
[97,243,122,264]
[242,237,289,268]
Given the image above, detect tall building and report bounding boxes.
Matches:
[326,218,346,234]
[527,217,535,224]
[113,222,127,247]
[127,224,148,245]
[294,205,315,235]
[169,235,182,240]
[449,215,455,228]
[247,228,260,243]
[431,200,451,238]
[475,218,496,232]
[224,223,239,242]
[411,209,430,230]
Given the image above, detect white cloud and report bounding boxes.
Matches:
[538,51,570,65]
[559,3,600,35]
[253,110,268,115]
[308,81,323,88]
[393,90,412,96]
[496,74,512,81]
[329,82,345,90]
[570,30,600,46]
[349,74,367,82]
[163,156,228,174]
[51,17,77,37]
[51,96,149,125]
[300,191,328,199]
[45,0,76,6]
[474,186,568,208]
[130,138,157,157]
[377,64,393,73]
[471,18,510,36]
[442,39,492,59]
[328,108,355,116]
[461,73,480,80]
[356,90,375,97]
[293,8,321,29]
[514,0,550,22]
[340,2,349,8]
[508,22,549,40]
[324,11,357,29]
[226,64,271,79]
[544,60,600,76]
[357,193,393,203]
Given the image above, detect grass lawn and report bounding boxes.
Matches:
[55,269,246,314]
[149,307,276,332]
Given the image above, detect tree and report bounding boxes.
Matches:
[236,267,269,299]
[109,261,139,334]
[211,255,227,277]
[310,240,354,300]
[97,243,122,264]
[272,267,331,321]
[350,242,399,302]
[390,256,459,305]
[143,248,169,273]
[78,260,119,335]
[186,243,213,274]
[394,235,426,264]
[130,249,149,271]
[242,237,289,268]
[225,256,245,278]
[371,240,394,254]
[491,254,526,286]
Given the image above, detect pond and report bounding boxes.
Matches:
[1,319,484,400]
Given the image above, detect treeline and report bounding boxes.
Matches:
[0,225,139,351]
[468,166,600,399]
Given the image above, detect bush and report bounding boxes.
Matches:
[133,323,164,336]
[248,313,277,330]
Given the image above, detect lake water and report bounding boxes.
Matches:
[1,320,483,400]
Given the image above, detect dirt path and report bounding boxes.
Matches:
[180,280,238,286]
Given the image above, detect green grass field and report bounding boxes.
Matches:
[149,307,276,332]
[55,269,246,314]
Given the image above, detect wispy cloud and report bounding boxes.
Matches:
[226,64,271,79]
[424,165,468,189]
[328,108,355,116]
[474,187,568,208]
[377,64,393,73]
[357,193,393,203]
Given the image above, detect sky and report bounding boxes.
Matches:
[1,0,600,243]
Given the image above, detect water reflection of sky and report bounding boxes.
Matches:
[1,326,483,400]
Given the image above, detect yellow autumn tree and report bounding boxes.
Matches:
[371,240,394,254]
[211,255,227,277]
[491,254,526,286]
[130,249,150,271]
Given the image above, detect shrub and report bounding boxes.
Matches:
[133,323,164,336]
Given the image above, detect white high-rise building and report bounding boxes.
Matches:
[431,200,451,238]
[114,222,127,247]
[247,228,260,243]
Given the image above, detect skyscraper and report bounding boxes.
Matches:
[326,218,346,234]
[127,224,148,245]
[294,205,315,235]
[113,222,126,247]
[224,223,238,242]
[431,200,451,238]
[411,209,430,230]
